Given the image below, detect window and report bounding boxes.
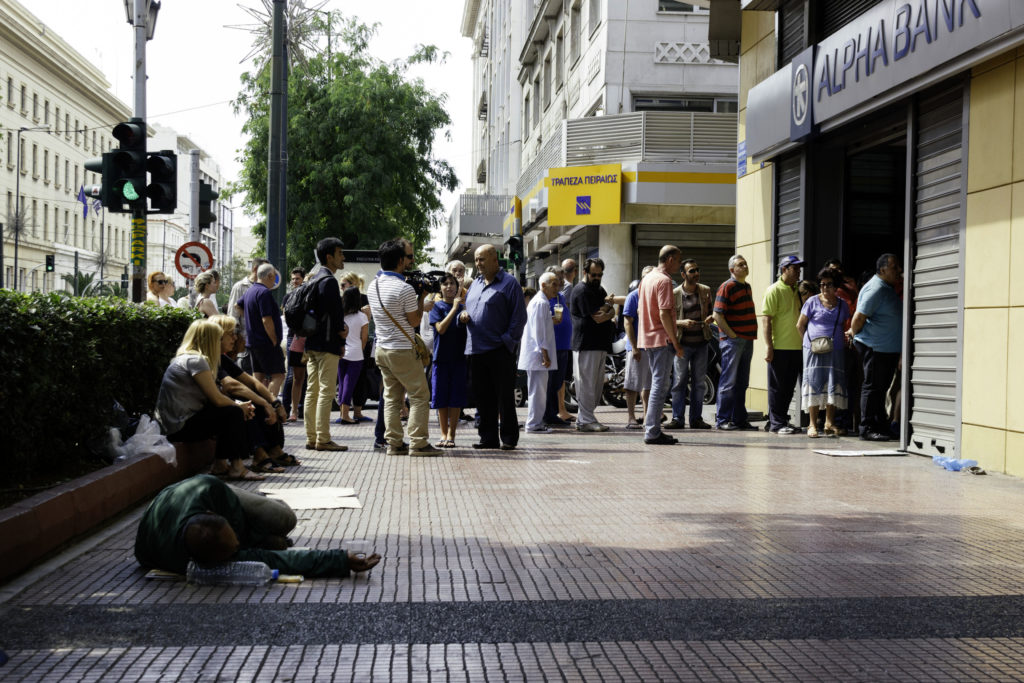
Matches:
[32,144,38,178]
[570,3,581,64]
[74,163,79,191]
[64,159,69,189]
[43,150,49,182]
[65,113,70,139]
[543,54,552,110]
[715,98,739,113]
[32,93,38,120]
[588,0,600,35]
[55,107,60,134]
[19,137,25,174]
[658,1,707,11]
[63,210,69,243]
[556,32,565,89]
[44,100,49,124]
[20,84,26,113]
[533,75,541,125]
[43,203,49,240]
[5,77,12,107]
[74,120,80,146]
[73,214,78,248]
[524,93,531,137]
[91,131,96,152]
[31,200,37,236]
[5,132,11,167]
[54,154,60,188]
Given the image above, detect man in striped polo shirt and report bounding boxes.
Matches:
[712,255,759,431]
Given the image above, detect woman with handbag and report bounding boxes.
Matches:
[796,267,851,438]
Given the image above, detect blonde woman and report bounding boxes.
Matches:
[193,270,221,318]
[146,271,175,306]
[154,319,263,481]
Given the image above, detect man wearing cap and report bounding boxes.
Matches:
[761,255,805,434]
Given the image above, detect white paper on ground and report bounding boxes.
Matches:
[258,486,361,509]
[814,449,906,457]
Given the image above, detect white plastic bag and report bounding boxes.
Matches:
[112,414,177,465]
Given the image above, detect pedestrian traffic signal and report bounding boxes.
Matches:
[45,254,55,272]
[198,181,218,230]
[121,272,129,289]
[110,120,147,211]
[83,156,115,210]
[146,150,177,214]
[505,235,524,266]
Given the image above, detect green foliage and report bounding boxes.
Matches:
[232,14,458,269]
[61,271,96,297]
[0,291,200,480]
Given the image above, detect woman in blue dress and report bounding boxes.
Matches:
[797,267,851,437]
[429,274,468,448]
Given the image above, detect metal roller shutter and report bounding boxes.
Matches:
[775,151,803,264]
[907,84,965,457]
[778,0,805,67]
[636,224,734,288]
[820,0,884,39]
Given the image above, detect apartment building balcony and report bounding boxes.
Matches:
[445,193,513,262]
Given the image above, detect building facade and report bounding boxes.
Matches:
[1,0,133,294]
[724,0,1024,476]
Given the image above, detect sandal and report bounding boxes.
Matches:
[823,426,837,438]
[807,426,820,438]
[435,440,449,449]
[222,468,266,481]
[286,415,298,423]
[251,459,285,474]
[272,453,301,467]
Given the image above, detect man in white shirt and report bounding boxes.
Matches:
[367,239,441,457]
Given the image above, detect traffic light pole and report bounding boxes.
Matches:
[130,0,148,303]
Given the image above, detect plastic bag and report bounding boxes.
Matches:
[112,414,177,464]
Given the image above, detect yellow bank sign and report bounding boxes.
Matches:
[546,163,622,226]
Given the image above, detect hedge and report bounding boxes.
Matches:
[0,291,199,480]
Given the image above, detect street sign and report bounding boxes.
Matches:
[174,241,214,279]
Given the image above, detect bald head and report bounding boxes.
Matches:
[561,259,577,283]
[475,244,500,281]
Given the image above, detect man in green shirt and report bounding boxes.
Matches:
[761,255,805,434]
[134,475,380,577]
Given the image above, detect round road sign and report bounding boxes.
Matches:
[174,241,215,279]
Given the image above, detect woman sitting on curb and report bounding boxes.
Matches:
[155,319,263,481]
[211,315,301,473]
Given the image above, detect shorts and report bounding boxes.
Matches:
[623,348,651,392]
[249,345,286,375]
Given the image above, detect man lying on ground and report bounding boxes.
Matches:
[134,474,380,577]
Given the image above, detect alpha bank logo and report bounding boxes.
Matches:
[576,195,591,215]
[792,63,809,126]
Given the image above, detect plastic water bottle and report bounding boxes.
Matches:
[186,560,280,585]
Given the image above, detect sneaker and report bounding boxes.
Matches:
[644,432,678,445]
[735,423,760,431]
[717,422,739,431]
[774,425,800,435]
[689,419,713,430]
[526,426,551,433]
[315,441,348,451]
[544,417,571,427]
[409,445,442,456]
[499,443,516,451]
[662,419,685,430]
[576,422,609,432]
[373,441,387,450]
[387,443,410,456]
[861,431,892,442]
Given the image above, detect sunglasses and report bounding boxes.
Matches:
[155,279,168,285]
[686,268,700,274]
[405,253,415,259]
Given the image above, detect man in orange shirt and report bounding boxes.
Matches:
[637,245,685,445]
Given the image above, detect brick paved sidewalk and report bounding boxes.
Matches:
[2,404,1024,681]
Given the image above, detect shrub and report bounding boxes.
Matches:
[0,291,199,480]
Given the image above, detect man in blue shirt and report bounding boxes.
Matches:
[846,253,903,441]
[242,263,286,397]
[460,244,527,450]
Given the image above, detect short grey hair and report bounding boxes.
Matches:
[538,272,557,286]
[446,259,466,273]
[546,265,564,276]
[257,263,277,281]
[728,254,747,270]
[641,265,655,277]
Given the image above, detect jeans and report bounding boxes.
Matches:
[855,341,900,437]
[304,350,340,445]
[645,344,675,440]
[543,349,571,422]
[574,350,606,426]
[670,342,709,424]
[716,337,752,427]
[470,348,519,446]
[767,349,802,431]
[376,346,431,450]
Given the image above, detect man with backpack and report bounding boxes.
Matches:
[301,237,348,452]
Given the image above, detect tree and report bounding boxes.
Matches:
[61,272,96,297]
[231,15,458,269]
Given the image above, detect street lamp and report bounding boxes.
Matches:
[12,125,50,292]
[122,0,161,40]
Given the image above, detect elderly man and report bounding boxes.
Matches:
[228,257,269,374]
[519,272,560,433]
[622,265,655,429]
[542,266,575,427]
[846,253,903,441]
[570,257,616,432]
[368,239,441,457]
[460,244,527,450]
[638,246,684,445]
[560,258,578,299]
[761,255,806,435]
[713,255,759,431]
[134,474,380,577]
[241,263,286,397]
[666,258,715,430]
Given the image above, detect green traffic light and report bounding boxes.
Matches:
[122,181,139,201]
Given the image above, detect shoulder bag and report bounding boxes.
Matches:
[375,279,432,368]
[809,302,840,355]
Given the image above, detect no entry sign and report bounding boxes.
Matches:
[174,241,214,279]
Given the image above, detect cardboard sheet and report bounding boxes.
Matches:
[257,486,362,509]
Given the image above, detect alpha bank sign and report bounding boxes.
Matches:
[755,0,1024,152]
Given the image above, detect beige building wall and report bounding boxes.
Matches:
[962,48,1024,477]
[736,10,776,415]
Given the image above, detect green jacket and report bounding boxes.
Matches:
[134,475,349,577]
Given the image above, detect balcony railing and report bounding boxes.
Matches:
[447,194,513,255]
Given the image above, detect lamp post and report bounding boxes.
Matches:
[13,125,50,291]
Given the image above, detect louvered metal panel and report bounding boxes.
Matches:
[907,85,963,457]
[820,0,884,39]
[775,152,803,263]
[565,114,644,165]
[779,0,805,66]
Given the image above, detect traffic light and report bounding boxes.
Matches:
[198,181,218,230]
[110,120,147,211]
[505,235,524,266]
[45,255,55,272]
[146,150,177,214]
[121,272,129,290]
[83,156,114,210]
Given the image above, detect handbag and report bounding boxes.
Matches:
[809,303,840,355]
[375,279,432,368]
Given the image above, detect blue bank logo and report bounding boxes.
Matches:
[576,196,591,215]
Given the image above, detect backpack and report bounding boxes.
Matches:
[284,275,324,337]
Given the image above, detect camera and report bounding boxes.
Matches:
[404,270,446,295]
